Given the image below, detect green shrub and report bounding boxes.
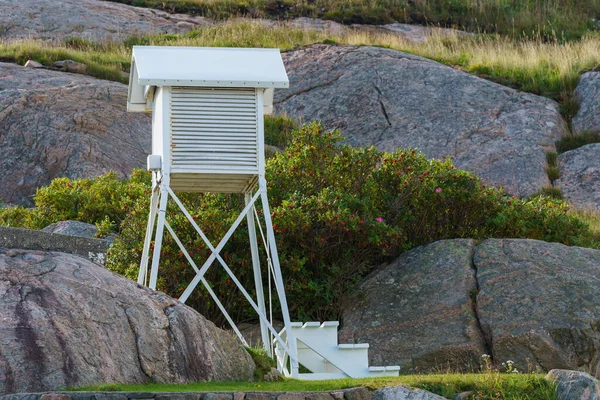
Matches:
[0,170,151,231]
[3,122,595,323]
[0,205,46,229]
[33,170,151,226]
[108,122,595,323]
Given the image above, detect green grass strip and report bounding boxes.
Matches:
[2,22,598,107]
[75,373,556,400]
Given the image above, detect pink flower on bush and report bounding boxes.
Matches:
[376,217,384,223]
[435,187,442,193]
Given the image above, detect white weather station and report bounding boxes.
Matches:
[127,46,399,380]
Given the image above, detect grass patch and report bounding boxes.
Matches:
[541,152,562,198]
[105,0,599,40]
[122,22,328,49]
[570,208,600,236]
[546,152,558,167]
[245,346,277,381]
[545,151,560,183]
[559,94,581,128]
[0,39,130,83]
[2,21,599,107]
[384,31,599,104]
[75,373,556,399]
[538,187,563,200]
[556,131,600,153]
[265,115,297,149]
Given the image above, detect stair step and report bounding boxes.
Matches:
[369,366,401,372]
[290,321,340,348]
[297,342,369,374]
[276,321,401,380]
[293,321,339,329]
[338,343,369,350]
[302,322,321,328]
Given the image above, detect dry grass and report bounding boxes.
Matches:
[2,20,598,105]
[0,38,131,82]
[339,29,600,101]
[107,0,600,40]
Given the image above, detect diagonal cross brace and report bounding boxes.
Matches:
[166,187,297,361]
[169,187,260,303]
[164,220,248,346]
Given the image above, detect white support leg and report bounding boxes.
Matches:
[138,184,160,285]
[246,192,270,355]
[168,189,295,360]
[157,186,296,373]
[149,185,169,290]
[258,177,299,378]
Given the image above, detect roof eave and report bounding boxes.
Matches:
[137,78,289,89]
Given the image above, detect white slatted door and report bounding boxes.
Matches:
[170,87,259,174]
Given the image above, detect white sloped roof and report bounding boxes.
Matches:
[127,46,289,112]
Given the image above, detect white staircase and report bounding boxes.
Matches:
[275,321,400,380]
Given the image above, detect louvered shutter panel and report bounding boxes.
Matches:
[170,87,259,173]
